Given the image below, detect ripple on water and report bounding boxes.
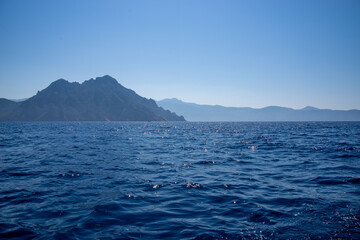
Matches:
[0,122,359,239]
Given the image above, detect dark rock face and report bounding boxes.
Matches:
[0,76,185,121]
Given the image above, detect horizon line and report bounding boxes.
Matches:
[156,98,360,111]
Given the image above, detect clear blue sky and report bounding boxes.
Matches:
[0,0,359,109]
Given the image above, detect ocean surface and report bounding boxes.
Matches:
[0,122,360,239]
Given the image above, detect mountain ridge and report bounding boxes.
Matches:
[0,76,185,121]
[157,98,360,121]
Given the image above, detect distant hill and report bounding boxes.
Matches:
[0,76,185,121]
[9,98,28,102]
[157,98,360,121]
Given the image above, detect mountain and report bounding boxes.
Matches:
[0,76,185,121]
[9,98,28,102]
[157,98,360,121]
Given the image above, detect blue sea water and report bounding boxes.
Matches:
[0,122,360,239]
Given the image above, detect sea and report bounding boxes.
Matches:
[0,122,359,239]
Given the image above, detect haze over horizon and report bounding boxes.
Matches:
[1,0,359,110]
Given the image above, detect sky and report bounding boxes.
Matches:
[0,0,359,110]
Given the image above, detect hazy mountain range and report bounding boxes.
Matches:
[1,76,359,122]
[157,98,360,121]
[0,76,185,121]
